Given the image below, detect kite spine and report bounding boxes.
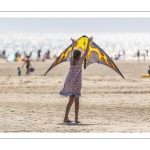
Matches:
[84,36,86,69]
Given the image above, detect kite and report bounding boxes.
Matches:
[44,35,124,79]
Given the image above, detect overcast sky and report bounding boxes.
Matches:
[1,18,150,34]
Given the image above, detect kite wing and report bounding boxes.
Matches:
[44,35,87,75]
[44,35,124,79]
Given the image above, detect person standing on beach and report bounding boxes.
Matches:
[46,50,51,59]
[145,50,148,57]
[137,50,140,61]
[122,49,125,60]
[59,36,93,123]
[37,49,41,61]
[143,53,146,61]
[22,56,32,75]
[17,67,21,76]
[29,52,32,58]
[1,49,6,59]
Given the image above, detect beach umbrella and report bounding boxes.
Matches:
[44,35,124,79]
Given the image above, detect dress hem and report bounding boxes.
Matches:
[59,91,81,97]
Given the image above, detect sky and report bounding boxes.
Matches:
[1,18,150,34]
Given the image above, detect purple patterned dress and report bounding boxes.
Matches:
[59,64,82,97]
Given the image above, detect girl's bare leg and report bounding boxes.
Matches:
[75,97,81,123]
[27,68,30,75]
[26,68,30,75]
[64,95,75,122]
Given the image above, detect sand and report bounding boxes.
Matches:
[0,59,150,132]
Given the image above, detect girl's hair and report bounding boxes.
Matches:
[73,49,81,66]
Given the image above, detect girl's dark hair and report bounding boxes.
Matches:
[73,49,81,66]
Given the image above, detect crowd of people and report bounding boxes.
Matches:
[0,49,54,61]
[111,49,149,61]
[21,49,52,62]
[1,48,150,62]
[0,48,150,76]
[136,49,149,61]
[36,49,51,61]
[0,49,54,76]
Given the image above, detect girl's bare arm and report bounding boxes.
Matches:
[70,38,75,59]
[22,61,26,68]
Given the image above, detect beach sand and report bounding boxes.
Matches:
[0,59,150,132]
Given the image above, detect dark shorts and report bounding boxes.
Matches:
[26,65,29,69]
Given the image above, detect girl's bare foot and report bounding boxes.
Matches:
[64,119,72,123]
[75,118,81,123]
[75,120,81,123]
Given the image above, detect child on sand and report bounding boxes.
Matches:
[22,56,32,75]
[17,67,21,76]
[59,36,93,123]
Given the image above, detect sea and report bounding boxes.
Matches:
[0,33,150,60]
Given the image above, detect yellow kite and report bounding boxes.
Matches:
[44,35,124,78]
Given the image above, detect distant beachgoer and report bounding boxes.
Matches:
[15,52,18,60]
[114,51,121,60]
[148,65,150,75]
[22,56,32,75]
[59,36,93,123]
[29,52,32,58]
[118,51,121,59]
[46,50,51,59]
[53,54,58,59]
[37,49,41,61]
[145,50,149,57]
[42,54,46,61]
[137,50,140,61]
[122,49,125,60]
[1,49,6,59]
[115,55,118,60]
[15,51,21,61]
[18,52,21,58]
[143,53,146,61]
[17,67,21,76]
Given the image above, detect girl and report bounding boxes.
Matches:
[59,36,93,123]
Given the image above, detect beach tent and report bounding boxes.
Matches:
[7,53,15,62]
